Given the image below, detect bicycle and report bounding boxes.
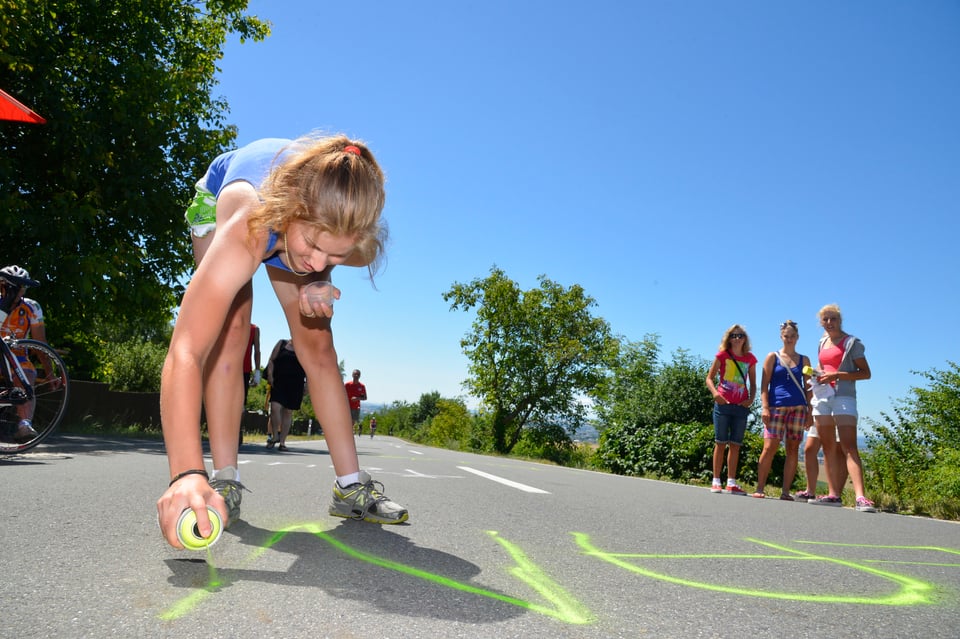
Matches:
[0,272,70,454]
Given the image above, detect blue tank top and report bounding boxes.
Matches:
[202,138,298,273]
[771,354,806,407]
[261,231,292,272]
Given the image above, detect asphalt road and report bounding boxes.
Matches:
[2,434,958,639]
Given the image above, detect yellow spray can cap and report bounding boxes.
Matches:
[176,507,223,551]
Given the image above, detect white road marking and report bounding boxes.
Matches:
[404,469,465,479]
[457,466,550,494]
[268,462,317,467]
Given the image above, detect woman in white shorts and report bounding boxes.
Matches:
[808,304,876,512]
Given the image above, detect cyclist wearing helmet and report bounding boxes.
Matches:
[0,264,48,442]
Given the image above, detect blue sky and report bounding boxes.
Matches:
[215,1,959,426]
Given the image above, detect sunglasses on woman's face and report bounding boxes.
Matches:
[729,333,745,339]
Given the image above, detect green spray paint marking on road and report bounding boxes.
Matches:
[158,588,216,622]
[485,530,596,624]
[573,533,937,605]
[159,522,594,625]
[161,527,954,622]
[287,524,593,624]
[157,546,223,621]
[791,541,960,570]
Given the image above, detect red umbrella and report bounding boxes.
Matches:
[0,88,46,124]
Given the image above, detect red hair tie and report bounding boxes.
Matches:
[343,145,361,156]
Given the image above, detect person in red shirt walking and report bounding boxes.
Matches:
[345,369,366,437]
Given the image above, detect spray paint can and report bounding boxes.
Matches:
[176,507,223,550]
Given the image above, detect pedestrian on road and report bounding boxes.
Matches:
[345,369,367,436]
[755,320,812,500]
[705,324,757,496]
[266,338,306,451]
[369,416,377,439]
[243,323,262,404]
[157,135,408,550]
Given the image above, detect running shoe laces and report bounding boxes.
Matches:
[209,467,247,528]
[330,470,408,524]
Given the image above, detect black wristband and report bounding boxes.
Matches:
[169,469,209,487]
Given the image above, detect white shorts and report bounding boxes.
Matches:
[811,394,858,419]
[807,425,841,442]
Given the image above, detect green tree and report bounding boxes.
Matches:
[98,338,168,392]
[865,361,960,519]
[369,400,415,439]
[592,334,660,432]
[444,266,618,454]
[0,1,269,377]
[594,336,713,433]
[412,391,442,425]
[425,398,471,449]
[594,338,720,481]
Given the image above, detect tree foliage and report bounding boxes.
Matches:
[444,266,618,454]
[424,398,471,450]
[594,336,714,431]
[594,337,724,481]
[0,1,269,376]
[98,338,168,392]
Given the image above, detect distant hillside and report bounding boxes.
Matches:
[574,424,600,443]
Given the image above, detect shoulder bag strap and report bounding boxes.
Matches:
[782,354,806,395]
[727,350,748,384]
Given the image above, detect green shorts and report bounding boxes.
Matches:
[184,180,217,238]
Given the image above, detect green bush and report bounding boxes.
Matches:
[425,399,472,450]
[862,362,960,519]
[97,339,167,392]
[467,412,494,453]
[596,421,717,482]
[512,422,578,465]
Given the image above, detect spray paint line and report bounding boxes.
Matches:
[160,522,595,625]
[294,523,593,624]
[791,541,960,568]
[157,524,319,621]
[573,533,937,606]
[485,530,596,624]
[158,547,223,622]
[794,540,960,556]
[161,527,953,623]
[158,588,216,622]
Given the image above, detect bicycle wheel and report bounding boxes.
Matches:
[0,339,70,454]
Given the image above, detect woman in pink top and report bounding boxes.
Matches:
[809,304,876,512]
[705,324,757,495]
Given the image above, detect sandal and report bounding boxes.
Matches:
[779,493,795,501]
[750,492,765,499]
[278,444,289,452]
[794,490,814,501]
